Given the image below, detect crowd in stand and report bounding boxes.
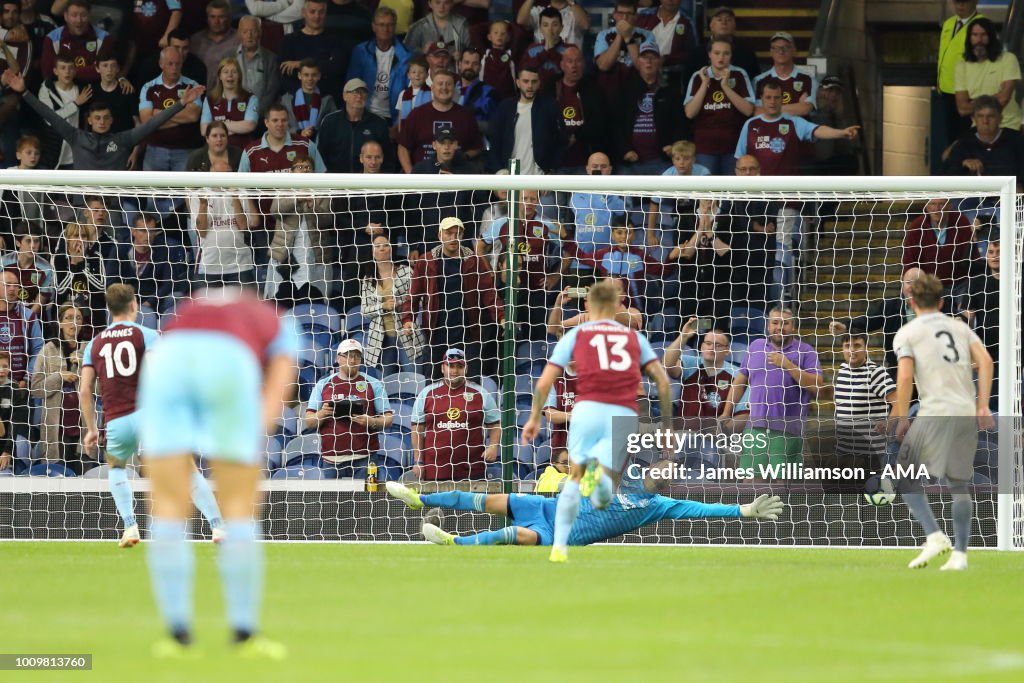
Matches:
[0,0,1009,481]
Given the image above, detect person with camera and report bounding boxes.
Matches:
[304,339,398,480]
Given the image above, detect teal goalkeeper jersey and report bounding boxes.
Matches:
[562,493,741,546]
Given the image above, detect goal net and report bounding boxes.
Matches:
[0,170,1020,549]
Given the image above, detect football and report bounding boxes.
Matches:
[864,475,897,506]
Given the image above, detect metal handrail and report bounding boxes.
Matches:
[810,0,842,57]
[840,63,872,176]
[1004,0,1023,66]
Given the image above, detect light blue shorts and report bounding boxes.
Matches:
[105,412,139,463]
[139,332,263,464]
[567,400,637,469]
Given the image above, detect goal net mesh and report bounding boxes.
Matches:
[0,173,1020,548]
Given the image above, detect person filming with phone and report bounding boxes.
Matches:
[305,339,396,479]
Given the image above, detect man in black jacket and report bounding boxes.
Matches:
[944,96,1024,189]
[488,65,565,174]
[316,78,394,173]
[614,42,684,174]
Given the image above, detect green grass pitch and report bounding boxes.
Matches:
[2,542,1023,682]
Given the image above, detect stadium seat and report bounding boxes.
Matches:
[27,462,76,477]
[270,463,328,480]
[383,371,426,400]
[391,403,414,432]
[380,431,411,467]
[515,340,548,371]
[281,433,320,467]
[266,434,287,471]
[514,374,534,402]
[728,342,748,366]
[345,307,368,333]
[291,303,341,334]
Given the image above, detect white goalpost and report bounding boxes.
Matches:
[0,169,1020,549]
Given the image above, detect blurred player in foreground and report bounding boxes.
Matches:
[386,479,784,545]
[138,287,297,658]
[892,273,993,571]
[79,284,224,548]
[521,278,674,563]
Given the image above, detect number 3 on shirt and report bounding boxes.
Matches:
[590,333,631,371]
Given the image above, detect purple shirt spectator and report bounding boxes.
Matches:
[739,336,821,435]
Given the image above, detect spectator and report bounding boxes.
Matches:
[405,0,470,57]
[200,57,260,149]
[489,65,564,174]
[51,222,105,323]
[278,0,349,96]
[316,78,392,173]
[396,69,482,172]
[304,338,397,480]
[956,235,1000,410]
[665,198,732,323]
[753,32,816,117]
[545,280,643,337]
[519,7,570,90]
[41,0,108,85]
[131,28,207,89]
[683,38,754,175]
[945,96,1024,188]
[347,7,410,124]
[455,47,497,132]
[2,68,202,171]
[542,358,576,470]
[634,0,697,82]
[106,213,191,329]
[829,267,928,370]
[76,195,120,260]
[34,53,88,169]
[723,154,777,312]
[901,197,973,289]
[239,102,326,172]
[517,0,588,48]
[682,6,759,90]
[405,347,500,482]
[30,303,89,474]
[3,136,44,230]
[664,319,750,433]
[130,0,182,60]
[14,0,54,65]
[191,161,256,290]
[2,222,54,319]
[186,119,242,171]
[721,307,826,471]
[0,0,32,81]
[424,39,454,77]
[401,216,503,380]
[88,52,137,138]
[190,0,239,91]
[235,15,280,119]
[582,215,665,313]
[324,0,371,41]
[938,0,982,144]
[0,267,43,389]
[735,79,859,176]
[412,124,471,173]
[594,0,653,75]
[646,140,709,249]
[244,0,304,39]
[552,44,606,174]
[360,232,419,376]
[281,58,336,140]
[955,17,1020,132]
[393,55,430,131]
[613,41,682,174]
[138,46,203,173]
[832,332,895,470]
[480,19,515,101]
[0,349,31,473]
[805,76,859,175]
[563,152,626,282]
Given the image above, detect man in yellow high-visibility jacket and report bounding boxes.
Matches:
[938,0,984,143]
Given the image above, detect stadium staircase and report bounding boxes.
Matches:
[728,0,819,62]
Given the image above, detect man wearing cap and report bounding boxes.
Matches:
[807,76,859,175]
[489,64,566,174]
[939,1,983,145]
[613,41,684,174]
[396,69,483,173]
[403,347,501,482]
[316,77,395,173]
[305,338,399,480]
[425,39,455,77]
[407,127,476,251]
[682,6,760,91]
[753,32,817,118]
[405,0,471,56]
[413,125,470,173]
[346,6,411,124]
[402,216,504,380]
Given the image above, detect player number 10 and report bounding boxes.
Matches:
[97,340,138,379]
[589,333,631,371]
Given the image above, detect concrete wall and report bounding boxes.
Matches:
[882,86,933,175]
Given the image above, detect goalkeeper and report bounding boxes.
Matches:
[385,479,783,546]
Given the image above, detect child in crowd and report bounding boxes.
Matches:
[480,20,516,100]
[281,58,336,140]
[394,56,430,132]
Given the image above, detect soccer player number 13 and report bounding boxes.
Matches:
[589,333,632,371]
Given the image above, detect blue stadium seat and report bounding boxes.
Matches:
[27,462,76,477]
[270,464,328,480]
[297,365,320,403]
[514,374,535,401]
[391,403,413,433]
[380,431,411,467]
[480,375,499,400]
[281,434,320,467]
[345,307,368,333]
[383,371,427,400]
[290,303,341,334]
[728,342,748,366]
[265,434,287,471]
[515,340,549,371]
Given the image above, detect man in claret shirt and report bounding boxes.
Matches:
[520,7,571,91]
[138,46,203,173]
[753,32,818,117]
[40,0,107,84]
[396,69,482,173]
[552,45,605,175]
[239,102,326,173]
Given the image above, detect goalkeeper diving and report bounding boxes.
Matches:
[385,477,783,546]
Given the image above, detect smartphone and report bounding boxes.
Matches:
[566,286,589,299]
[696,319,713,333]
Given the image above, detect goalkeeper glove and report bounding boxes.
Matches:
[740,494,784,521]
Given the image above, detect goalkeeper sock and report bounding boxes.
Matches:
[108,466,136,528]
[902,493,941,535]
[454,526,519,545]
[951,493,972,553]
[216,519,263,636]
[591,472,614,510]
[419,491,487,512]
[190,470,223,531]
[146,518,193,635]
[552,480,581,548]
